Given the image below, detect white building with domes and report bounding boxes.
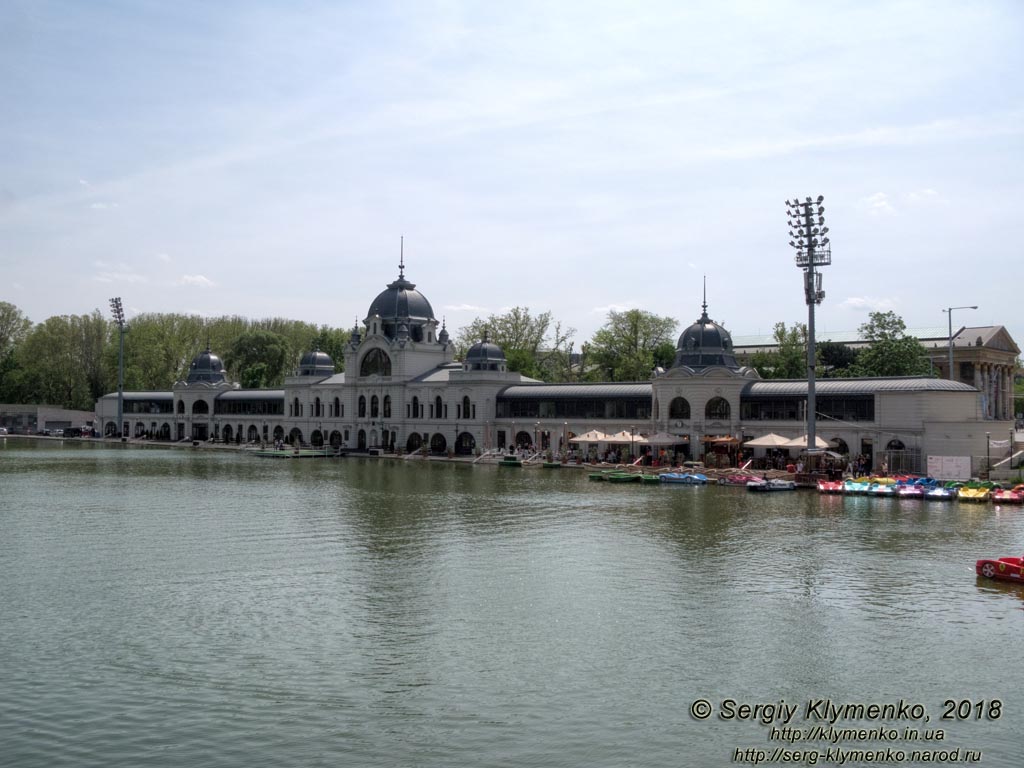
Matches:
[96,263,1013,473]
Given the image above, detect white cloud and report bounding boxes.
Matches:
[837,296,896,312]
[78,179,91,187]
[591,302,634,314]
[93,271,149,284]
[157,253,172,263]
[905,188,943,205]
[177,274,216,288]
[860,192,896,216]
[89,201,119,210]
[443,303,487,312]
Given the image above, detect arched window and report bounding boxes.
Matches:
[370,395,379,418]
[383,395,391,418]
[462,396,471,420]
[315,397,322,417]
[192,400,209,415]
[358,395,366,418]
[669,397,691,419]
[293,397,302,417]
[886,439,905,451]
[176,401,185,414]
[832,438,849,455]
[435,396,443,420]
[705,396,730,421]
[359,348,392,377]
[333,397,340,417]
[412,396,419,419]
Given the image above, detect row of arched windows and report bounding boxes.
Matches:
[668,396,730,421]
[358,395,392,419]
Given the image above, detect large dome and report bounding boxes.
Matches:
[186,345,227,384]
[365,262,436,342]
[672,300,741,371]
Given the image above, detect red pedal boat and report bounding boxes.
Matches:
[816,480,844,494]
[976,556,1024,583]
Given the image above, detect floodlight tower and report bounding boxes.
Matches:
[109,297,128,440]
[786,196,831,459]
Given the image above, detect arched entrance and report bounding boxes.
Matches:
[273,425,284,441]
[406,433,423,453]
[357,429,367,451]
[104,421,117,436]
[222,424,233,443]
[158,423,171,440]
[454,431,475,456]
[430,433,447,454]
[329,430,343,448]
[288,428,303,446]
[515,430,532,449]
[247,425,260,443]
[311,430,324,447]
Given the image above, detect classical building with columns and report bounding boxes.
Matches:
[96,264,1018,473]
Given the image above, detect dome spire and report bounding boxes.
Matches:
[399,235,405,279]
[700,275,709,323]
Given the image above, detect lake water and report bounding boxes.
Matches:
[2,439,1022,767]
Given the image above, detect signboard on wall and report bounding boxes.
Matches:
[926,455,972,481]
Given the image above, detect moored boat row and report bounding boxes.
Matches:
[817,477,1024,503]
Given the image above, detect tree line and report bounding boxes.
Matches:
[0,299,932,412]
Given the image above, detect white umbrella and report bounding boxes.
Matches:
[743,433,791,447]
[781,434,833,449]
[637,432,688,446]
[569,429,611,443]
[605,430,636,443]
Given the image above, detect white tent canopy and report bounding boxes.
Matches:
[781,434,833,449]
[637,432,689,446]
[605,430,637,443]
[743,433,791,447]
[569,429,611,443]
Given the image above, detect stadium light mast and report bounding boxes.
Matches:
[786,196,831,462]
[108,297,128,440]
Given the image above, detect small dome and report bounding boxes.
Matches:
[298,348,335,377]
[465,332,506,371]
[187,345,226,384]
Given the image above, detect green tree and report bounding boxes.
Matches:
[588,309,677,382]
[0,301,32,360]
[853,311,929,377]
[224,330,293,388]
[455,308,574,381]
[748,322,807,379]
[9,314,100,409]
[818,340,860,378]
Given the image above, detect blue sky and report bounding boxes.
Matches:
[2,0,1022,350]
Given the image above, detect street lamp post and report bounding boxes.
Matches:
[787,196,831,464]
[986,432,991,476]
[630,425,636,463]
[942,305,978,381]
[108,297,128,441]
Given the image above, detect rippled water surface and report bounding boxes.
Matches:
[2,439,1022,767]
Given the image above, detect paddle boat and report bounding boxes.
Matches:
[896,483,925,499]
[747,478,797,492]
[607,472,641,483]
[720,473,761,486]
[869,482,897,497]
[659,472,708,485]
[975,556,1024,584]
[816,480,844,494]
[924,486,956,501]
[640,474,662,485]
[843,479,871,495]
[499,455,523,467]
[992,485,1024,504]
[958,486,991,503]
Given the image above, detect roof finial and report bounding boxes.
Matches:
[205,333,211,353]
[700,276,710,323]
[482,326,489,344]
[399,235,405,278]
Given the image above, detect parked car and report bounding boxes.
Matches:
[0,427,8,435]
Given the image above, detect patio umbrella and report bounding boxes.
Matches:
[743,433,791,447]
[569,429,610,443]
[781,434,833,449]
[637,432,688,446]
[605,430,636,443]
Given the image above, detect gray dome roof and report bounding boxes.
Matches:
[466,335,505,363]
[298,348,334,376]
[366,273,435,325]
[672,300,741,370]
[187,346,227,384]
